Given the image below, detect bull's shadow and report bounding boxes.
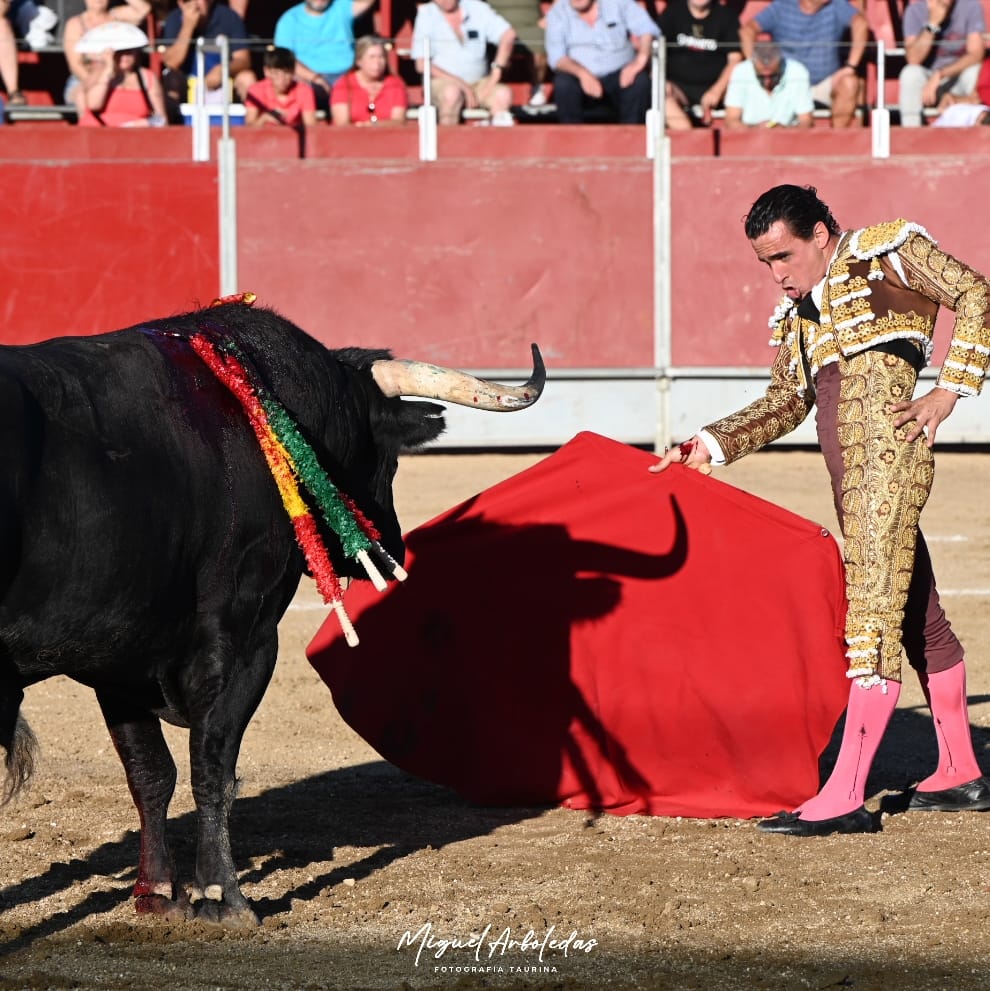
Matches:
[312,496,693,812]
[0,759,543,954]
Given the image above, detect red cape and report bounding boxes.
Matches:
[307,432,850,818]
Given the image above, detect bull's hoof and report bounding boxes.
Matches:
[134,892,194,920]
[193,899,260,929]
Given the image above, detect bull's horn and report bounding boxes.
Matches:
[371,344,545,411]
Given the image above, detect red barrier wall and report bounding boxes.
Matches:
[237,157,654,367]
[3,127,990,370]
[1,162,218,343]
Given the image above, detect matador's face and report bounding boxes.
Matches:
[750,220,833,301]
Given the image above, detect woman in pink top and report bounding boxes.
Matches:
[331,35,409,126]
[63,0,152,115]
[79,44,167,127]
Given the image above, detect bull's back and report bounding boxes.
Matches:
[0,330,288,681]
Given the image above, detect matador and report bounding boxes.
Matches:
[651,184,990,836]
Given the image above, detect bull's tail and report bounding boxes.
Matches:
[1,697,37,806]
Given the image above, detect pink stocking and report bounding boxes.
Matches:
[797,679,901,821]
[916,662,983,791]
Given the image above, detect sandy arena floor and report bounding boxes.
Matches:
[2,446,990,990]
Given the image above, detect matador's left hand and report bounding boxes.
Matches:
[891,386,959,447]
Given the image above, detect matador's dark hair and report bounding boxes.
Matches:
[743,185,842,241]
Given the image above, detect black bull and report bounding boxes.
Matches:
[0,301,544,927]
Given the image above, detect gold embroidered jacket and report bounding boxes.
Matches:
[704,219,990,465]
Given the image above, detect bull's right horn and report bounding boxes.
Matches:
[371,344,545,412]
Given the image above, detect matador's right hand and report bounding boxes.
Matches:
[648,436,713,474]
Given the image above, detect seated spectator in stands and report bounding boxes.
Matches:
[0,0,24,107]
[244,45,317,127]
[78,35,167,126]
[331,34,408,125]
[487,0,550,106]
[659,0,742,129]
[723,38,814,128]
[63,0,152,117]
[411,0,517,126]
[545,0,659,124]
[160,0,257,120]
[6,0,58,50]
[932,53,990,123]
[899,0,986,126]
[274,0,377,113]
[1,0,57,106]
[739,0,868,128]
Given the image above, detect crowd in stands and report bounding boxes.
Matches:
[2,0,990,128]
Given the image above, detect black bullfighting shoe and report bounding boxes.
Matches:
[907,775,990,812]
[756,806,876,836]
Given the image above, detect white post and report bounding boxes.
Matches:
[217,34,238,296]
[651,37,673,452]
[872,40,891,159]
[218,34,230,141]
[646,37,664,160]
[193,38,209,162]
[418,38,438,162]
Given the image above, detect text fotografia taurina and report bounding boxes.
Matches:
[397,922,598,967]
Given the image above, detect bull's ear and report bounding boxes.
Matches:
[387,399,447,452]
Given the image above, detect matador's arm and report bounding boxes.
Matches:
[896,232,990,397]
[702,342,813,465]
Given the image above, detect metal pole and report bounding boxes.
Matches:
[418,38,438,161]
[871,41,890,159]
[651,39,673,452]
[217,34,238,296]
[219,34,230,140]
[193,38,209,162]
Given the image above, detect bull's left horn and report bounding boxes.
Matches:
[371,344,545,411]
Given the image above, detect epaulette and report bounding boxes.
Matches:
[848,219,936,260]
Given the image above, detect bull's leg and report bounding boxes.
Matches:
[96,694,187,919]
[185,632,278,928]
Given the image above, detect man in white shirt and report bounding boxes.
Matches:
[411,0,517,125]
[723,40,814,128]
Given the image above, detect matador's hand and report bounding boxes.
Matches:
[648,436,713,474]
[891,386,959,447]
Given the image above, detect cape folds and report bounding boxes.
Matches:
[307,432,850,818]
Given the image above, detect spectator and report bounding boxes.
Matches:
[244,44,317,127]
[487,0,549,106]
[78,31,168,126]
[330,34,408,125]
[544,0,659,124]
[274,0,377,113]
[658,0,741,129]
[899,0,986,127]
[411,0,517,126]
[933,52,990,124]
[6,0,58,50]
[160,0,257,118]
[62,0,152,118]
[1,0,57,108]
[739,0,868,128]
[724,38,814,127]
[0,1,23,107]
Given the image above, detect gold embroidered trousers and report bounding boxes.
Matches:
[815,351,940,682]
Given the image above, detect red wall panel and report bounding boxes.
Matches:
[670,156,990,367]
[236,157,656,368]
[0,162,218,344]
